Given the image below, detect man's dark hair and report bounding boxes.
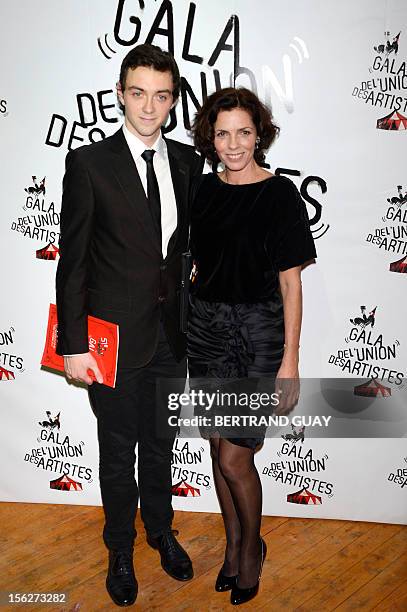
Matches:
[192,87,280,168]
[118,43,180,112]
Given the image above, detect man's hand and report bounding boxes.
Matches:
[64,352,103,385]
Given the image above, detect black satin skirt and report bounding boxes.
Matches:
[187,296,284,449]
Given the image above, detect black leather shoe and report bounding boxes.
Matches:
[230,538,267,606]
[215,567,238,592]
[106,549,138,607]
[147,530,193,581]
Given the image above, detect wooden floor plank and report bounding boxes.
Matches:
[4,519,104,588]
[4,507,208,591]
[260,516,290,532]
[334,552,407,611]
[372,580,407,611]
[156,518,346,611]
[257,521,394,609]
[0,502,405,612]
[0,503,97,551]
[269,515,344,553]
[2,507,102,557]
[293,526,406,611]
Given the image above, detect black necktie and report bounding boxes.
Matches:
[141,149,161,242]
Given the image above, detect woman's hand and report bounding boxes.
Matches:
[275,266,303,415]
[275,359,300,416]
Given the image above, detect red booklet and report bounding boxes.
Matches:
[41,304,119,388]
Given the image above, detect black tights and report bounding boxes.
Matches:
[210,436,263,588]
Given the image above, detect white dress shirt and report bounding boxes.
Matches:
[122,123,177,259]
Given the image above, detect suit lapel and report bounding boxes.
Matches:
[108,129,161,254]
[166,139,190,259]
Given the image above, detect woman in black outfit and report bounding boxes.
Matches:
[188,87,316,605]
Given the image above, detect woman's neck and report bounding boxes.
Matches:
[223,163,265,185]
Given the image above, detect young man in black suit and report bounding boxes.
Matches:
[56,44,202,607]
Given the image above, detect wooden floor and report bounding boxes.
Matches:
[0,503,406,611]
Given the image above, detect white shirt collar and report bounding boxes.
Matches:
[122,124,166,161]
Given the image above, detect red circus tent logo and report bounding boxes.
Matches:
[36,243,59,260]
[354,378,391,398]
[0,366,15,381]
[50,474,83,491]
[287,488,322,505]
[172,480,200,497]
[376,109,407,131]
[389,255,407,274]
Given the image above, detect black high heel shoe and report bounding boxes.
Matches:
[215,567,238,592]
[230,538,267,606]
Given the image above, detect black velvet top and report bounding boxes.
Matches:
[190,173,317,304]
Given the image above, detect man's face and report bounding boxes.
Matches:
[117,66,175,146]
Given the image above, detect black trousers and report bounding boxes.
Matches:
[88,324,186,551]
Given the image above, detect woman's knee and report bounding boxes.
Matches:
[218,449,253,482]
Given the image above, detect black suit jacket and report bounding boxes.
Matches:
[56,128,202,368]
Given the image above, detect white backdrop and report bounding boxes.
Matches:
[1,0,406,524]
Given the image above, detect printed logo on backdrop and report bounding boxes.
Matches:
[44,0,329,239]
[0,326,25,381]
[352,30,407,130]
[366,184,407,273]
[328,304,405,394]
[9,176,60,259]
[97,0,310,117]
[171,439,211,497]
[0,98,8,117]
[24,411,94,492]
[262,430,333,506]
[275,167,329,239]
[281,423,305,445]
[387,456,407,490]
[46,0,311,149]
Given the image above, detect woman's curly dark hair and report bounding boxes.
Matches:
[192,87,280,168]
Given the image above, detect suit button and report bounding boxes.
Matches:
[158,296,166,303]
[160,264,167,271]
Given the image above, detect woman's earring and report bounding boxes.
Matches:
[255,137,260,149]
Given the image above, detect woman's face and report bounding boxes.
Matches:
[213,108,257,172]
